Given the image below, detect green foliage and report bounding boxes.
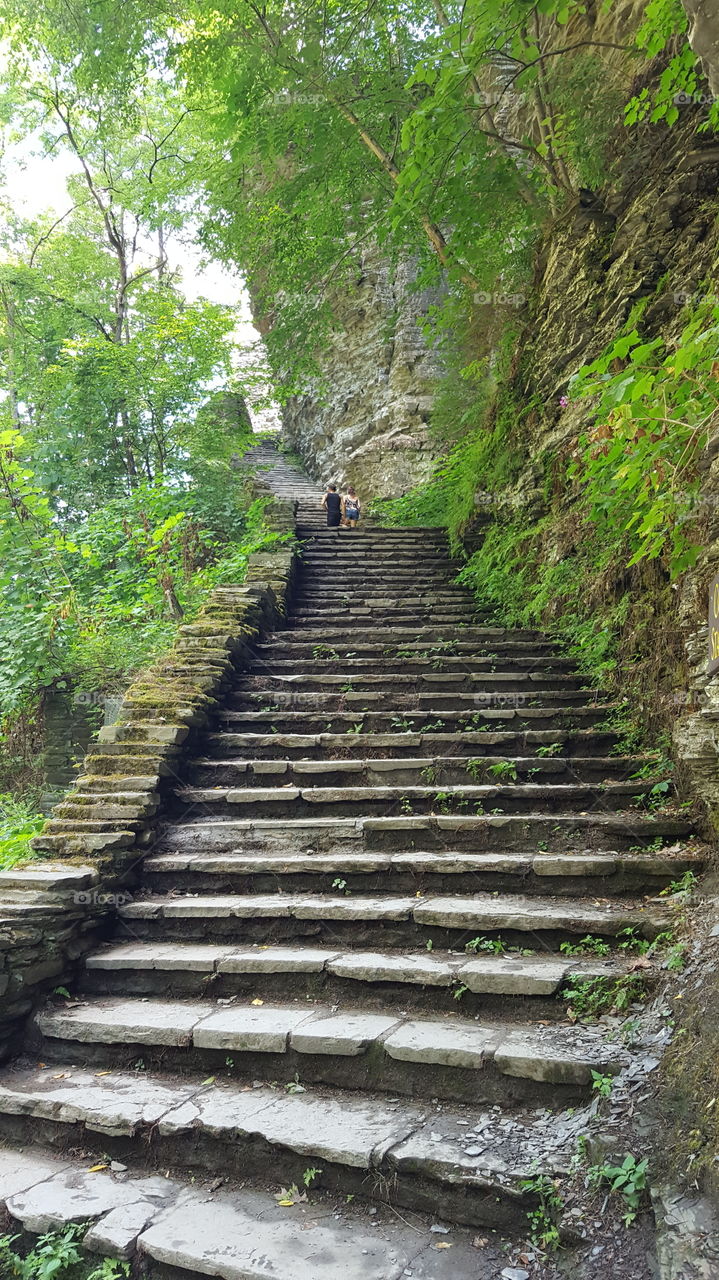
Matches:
[569,301,719,577]
[591,1070,614,1099]
[487,760,518,781]
[660,869,697,899]
[625,1,699,128]
[0,416,278,721]
[559,935,611,957]
[589,1154,649,1226]
[0,1224,129,1278]
[563,974,647,1018]
[0,792,45,870]
[520,1173,563,1252]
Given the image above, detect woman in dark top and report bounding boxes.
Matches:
[322,483,344,528]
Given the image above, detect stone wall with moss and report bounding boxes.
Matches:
[0,495,297,1061]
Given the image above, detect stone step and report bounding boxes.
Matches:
[169,779,661,820]
[0,1063,588,1229]
[118,889,672,951]
[0,1143,493,1278]
[183,753,651,786]
[215,705,616,733]
[141,845,697,898]
[265,625,553,643]
[82,939,631,1014]
[293,585,471,598]
[289,609,489,623]
[296,544,452,554]
[31,997,628,1106]
[297,530,448,543]
[232,671,588,694]
[294,570,463,583]
[200,727,623,759]
[250,653,577,671]
[155,810,689,854]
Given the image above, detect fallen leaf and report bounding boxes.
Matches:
[275,1185,307,1206]
[251,998,264,1006]
[87,1163,109,1173]
[433,1242,453,1250]
[95,1071,112,1077]
[202,1077,216,1085]
[629,956,653,971]
[472,1236,488,1249]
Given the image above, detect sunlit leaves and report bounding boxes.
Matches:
[569,302,719,577]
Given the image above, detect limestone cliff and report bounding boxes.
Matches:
[281,249,444,496]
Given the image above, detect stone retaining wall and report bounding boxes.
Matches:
[0,495,297,1061]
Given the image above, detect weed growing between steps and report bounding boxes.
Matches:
[0,1224,128,1278]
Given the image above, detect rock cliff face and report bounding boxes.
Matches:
[281,249,444,497]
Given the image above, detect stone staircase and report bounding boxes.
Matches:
[0,444,703,1275]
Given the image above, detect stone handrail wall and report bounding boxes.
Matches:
[0,494,298,1061]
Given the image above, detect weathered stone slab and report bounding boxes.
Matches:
[86,944,238,973]
[85,1195,172,1258]
[494,1029,623,1084]
[328,951,457,986]
[383,1020,503,1069]
[391,852,529,873]
[37,999,212,1047]
[456,956,569,996]
[0,1147,71,1199]
[138,1194,410,1280]
[290,1011,402,1056]
[177,853,391,875]
[291,896,416,921]
[157,1087,275,1138]
[0,865,99,892]
[156,1083,414,1170]
[388,1126,517,1185]
[193,1005,315,1053]
[219,947,340,974]
[226,787,300,803]
[532,855,617,877]
[7,1169,152,1235]
[414,894,657,935]
[0,1067,201,1136]
[242,1090,415,1168]
[293,759,364,774]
